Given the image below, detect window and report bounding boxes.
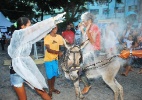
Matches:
[128,5,137,12]
[115,7,125,13]
[103,8,109,15]
[90,9,99,15]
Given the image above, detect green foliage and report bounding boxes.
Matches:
[0,0,34,21]
[0,0,122,24]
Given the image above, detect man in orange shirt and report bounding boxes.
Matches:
[62,24,75,45]
[44,26,64,99]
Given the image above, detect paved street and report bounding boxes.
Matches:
[0,45,142,100]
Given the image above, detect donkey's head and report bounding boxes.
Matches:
[62,39,89,72]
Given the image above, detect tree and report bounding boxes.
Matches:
[31,0,94,23]
[29,0,52,21]
[32,0,122,25]
[0,0,122,23]
[138,0,142,23]
[0,0,34,22]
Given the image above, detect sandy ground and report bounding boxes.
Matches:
[0,45,142,100]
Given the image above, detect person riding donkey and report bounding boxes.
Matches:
[79,12,101,94]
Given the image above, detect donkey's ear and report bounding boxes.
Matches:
[63,38,71,50]
[80,39,89,49]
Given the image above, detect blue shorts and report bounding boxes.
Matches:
[10,73,24,87]
[44,60,59,79]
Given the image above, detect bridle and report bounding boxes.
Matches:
[61,39,119,75]
[82,55,118,70]
[62,45,82,73]
[62,47,118,75]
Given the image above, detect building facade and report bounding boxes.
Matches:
[87,0,139,20]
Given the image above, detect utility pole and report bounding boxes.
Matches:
[115,0,116,18]
[138,0,142,23]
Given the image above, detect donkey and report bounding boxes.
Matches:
[60,39,123,100]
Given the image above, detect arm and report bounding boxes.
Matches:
[86,24,99,45]
[45,44,63,56]
[21,18,56,44]
[79,24,85,34]
[86,23,95,44]
[119,49,142,59]
[87,31,95,45]
[131,50,142,57]
[21,12,66,44]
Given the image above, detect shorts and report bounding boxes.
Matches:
[128,58,142,68]
[10,73,24,87]
[127,58,132,65]
[44,60,59,79]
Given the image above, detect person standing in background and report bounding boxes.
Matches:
[74,25,82,45]
[44,25,64,99]
[62,24,75,45]
[1,32,6,50]
[69,22,75,33]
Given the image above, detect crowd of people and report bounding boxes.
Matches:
[0,30,11,51]
[120,23,142,76]
[1,11,142,100]
[101,21,142,76]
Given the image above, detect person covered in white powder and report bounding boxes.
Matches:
[8,12,66,100]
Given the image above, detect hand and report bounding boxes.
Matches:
[79,25,84,31]
[119,50,130,59]
[89,39,95,45]
[79,23,84,31]
[58,51,63,57]
[64,39,69,43]
[54,12,66,24]
[86,22,92,31]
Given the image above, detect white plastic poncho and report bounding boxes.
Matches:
[8,17,56,90]
[81,32,94,62]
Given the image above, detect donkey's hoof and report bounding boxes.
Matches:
[76,96,84,100]
[76,95,84,100]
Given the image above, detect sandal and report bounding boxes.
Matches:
[121,73,127,76]
[52,89,60,94]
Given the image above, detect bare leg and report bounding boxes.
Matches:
[51,77,60,94]
[51,77,55,90]
[13,84,27,100]
[80,71,91,94]
[34,88,51,100]
[48,79,53,98]
[47,77,60,99]
[121,66,133,76]
[138,68,142,74]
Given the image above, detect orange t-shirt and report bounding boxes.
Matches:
[44,34,64,61]
[89,24,101,50]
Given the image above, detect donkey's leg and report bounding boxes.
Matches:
[102,76,119,100]
[114,79,124,100]
[73,80,84,100]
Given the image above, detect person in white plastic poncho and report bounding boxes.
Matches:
[8,12,66,100]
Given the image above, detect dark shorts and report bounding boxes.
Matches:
[127,58,142,68]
